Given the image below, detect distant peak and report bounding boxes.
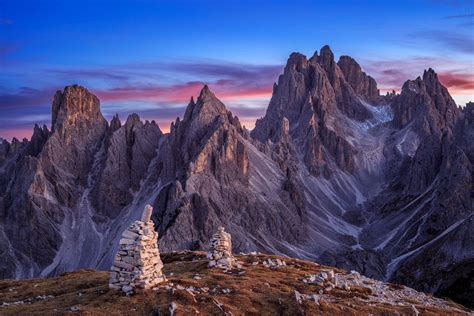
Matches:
[125,113,141,127]
[196,85,221,105]
[286,53,309,71]
[184,85,229,124]
[422,68,439,83]
[320,45,334,58]
[109,114,122,133]
[318,45,335,70]
[338,55,363,74]
[338,55,359,67]
[183,96,197,122]
[51,84,105,134]
[289,52,306,59]
[288,52,307,62]
[309,50,319,64]
[199,84,212,98]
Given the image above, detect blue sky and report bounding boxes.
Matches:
[1,0,473,140]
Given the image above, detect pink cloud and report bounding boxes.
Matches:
[361,56,473,98]
[0,128,33,141]
[438,71,474,94]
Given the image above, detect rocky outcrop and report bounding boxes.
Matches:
[94,113,162,219]
[352,69,473,307]
[152,85,305,255]
[338,55,379,101]
[391,68,459,135]
[41,85,108,206]
[109,205,166,294]
[318,45,375,121]
[0,85,109,279]
[167,86,249,184]
[252,46,362,176]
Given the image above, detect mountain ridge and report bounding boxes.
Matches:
[0,45,472,307]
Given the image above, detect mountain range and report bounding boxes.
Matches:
[0,45,472,307]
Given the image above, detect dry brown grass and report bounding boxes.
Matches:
[0,252,470,315]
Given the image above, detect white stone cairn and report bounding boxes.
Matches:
[109,204,166,294]
[207,227,238,268]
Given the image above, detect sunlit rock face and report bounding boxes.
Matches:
[0,46,472,307]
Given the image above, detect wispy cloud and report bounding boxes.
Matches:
[0,41,18,54]
[1,59,282,108]
[0,59,282,139]
[362,56,474,96]
[0,18,13,25]
[407,31,474,54]
[445,12,474,18]
[0,86,57,109]
[3,53,471,142]
[438,71,474,92]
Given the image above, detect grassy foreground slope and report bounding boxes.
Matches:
[0,252,471,315]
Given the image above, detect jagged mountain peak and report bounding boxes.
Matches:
[1,48,473,310]
[170,86,243,149]
[401,68,443,93]
[286,52,310,69]
[51,84,107,136]
[423,67,438,82]
[285,45,336,72]
[309,50,319,64]
[181,85,230,128]
[119,113,162,138]
[182,96,196,122]
[393,68,459,132]
[32,123,49,136]
[338,55,379,100]
[195,85,227,116]
[199,84,211,97]
[28,124,50,157]
[124,113,141,127]
[109,114,122,133]
[319,44,335,64]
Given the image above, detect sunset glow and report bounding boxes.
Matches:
[1,0,472,141]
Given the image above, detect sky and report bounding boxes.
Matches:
[1,0,473,140]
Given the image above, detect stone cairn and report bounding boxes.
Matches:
[207,227,238,268]
[109,204,166,294]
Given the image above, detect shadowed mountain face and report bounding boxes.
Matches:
[0,46,472,307]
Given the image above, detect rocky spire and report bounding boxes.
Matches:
[109,205,166,294]
[392,68,459,134]
[189,85,228,123]
[338,55,379,100]
[309,50,319,65]
[253,45,368,175]
[51,85,107,136]
[319,45,336,71]
[286,52,310,71]
[109,114,122,134]
[27,124,50,157]
[183,96,196,122]
[95,112,162,218]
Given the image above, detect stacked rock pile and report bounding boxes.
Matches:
[207,227,238,268]
[109,205,166,294]
[303,270,336,285]
[262,258,287,268]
